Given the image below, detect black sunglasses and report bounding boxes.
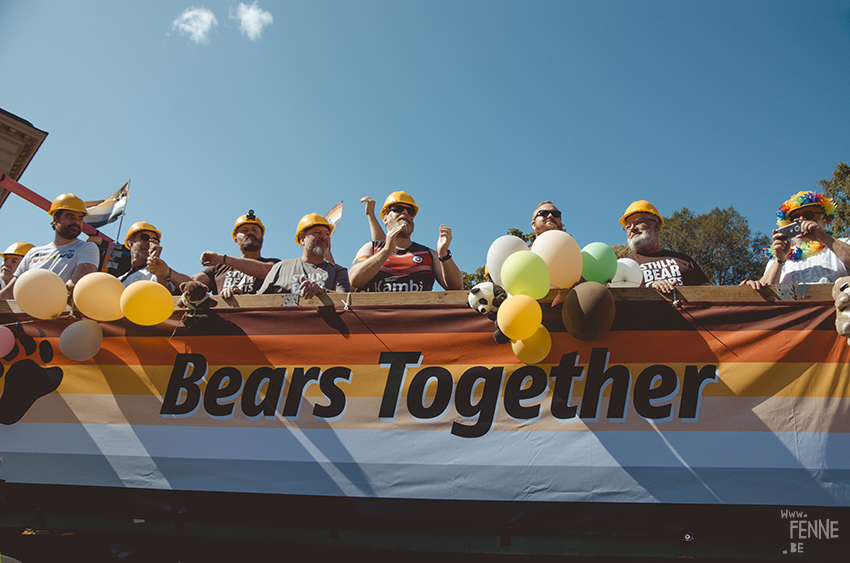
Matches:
[389,204,416,217]
[790,209,821,221]
[536,209,561,219]
[137,232,158,242]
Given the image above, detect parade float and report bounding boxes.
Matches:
[0,246,848,560]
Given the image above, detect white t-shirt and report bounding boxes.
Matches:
[766,238,850,284]
[15,239,100,283]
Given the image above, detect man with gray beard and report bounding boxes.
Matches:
[148,210,279,297]
[258,213,351,297]
[620,200,710,293]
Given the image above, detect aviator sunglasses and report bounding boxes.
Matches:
[389,204,416,217]
[535,209,561,219]
[136,232,159,243]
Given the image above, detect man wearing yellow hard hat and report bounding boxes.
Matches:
[118,221,173,290]
[0,241,35,290]
[0,194,100,299]
[148,210,279,297]
[258,213,351,297]
[349,191,462,292]
[620,200,710,292]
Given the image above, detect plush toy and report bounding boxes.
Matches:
[178,281,217,326]
[832,276,850,344]
[467,281,507,320]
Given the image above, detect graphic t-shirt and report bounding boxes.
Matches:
[625,250,711,287]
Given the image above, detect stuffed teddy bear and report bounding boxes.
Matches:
[832,276,850,344]
[467,281,507,321]
[178,281,217,327]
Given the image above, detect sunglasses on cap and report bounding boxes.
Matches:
[790,209,822,221]
[389,204,416,217]
[535,209,562,219]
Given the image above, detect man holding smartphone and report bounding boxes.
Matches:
[741,191,850,289]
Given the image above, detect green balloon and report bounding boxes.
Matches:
[581,242,618,284]
[500,250,551,299]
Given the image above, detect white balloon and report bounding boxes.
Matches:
[486,235,529,286]
[59,319,103,362]
[609,258,643,287]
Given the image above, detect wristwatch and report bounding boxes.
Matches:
[438,250,452,262]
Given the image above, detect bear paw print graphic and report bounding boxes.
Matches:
[0,330,63,425]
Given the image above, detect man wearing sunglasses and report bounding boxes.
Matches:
[117,221,173,290]
[0,193,100,300]
[349,191,462,292]
[148,210,279,298]
[741,191,850,289]
[620,200,710,293]
[531,201,564,236]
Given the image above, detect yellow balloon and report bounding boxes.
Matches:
[73,272,125,321]
[496,294,542,341]
[120,280,175,326]
[511,325,552,365]
[59,319,103,362]
[531,230,583,288]
[13,269,68,319]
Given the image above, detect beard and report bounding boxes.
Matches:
[238,235,262,253]
[304,240,329,260]
[55,223,81,240]
[628,230,657,253]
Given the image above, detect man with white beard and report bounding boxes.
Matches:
[258,213,351,297]
[620,200,710,293]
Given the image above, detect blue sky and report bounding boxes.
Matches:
[1,0,849,280]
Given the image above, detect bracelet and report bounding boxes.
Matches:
[223,254,227,265]
[438,249,452,262]
[776,259,786,265]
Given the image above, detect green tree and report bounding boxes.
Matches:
[658,206,769,285]
[819,162,850,237]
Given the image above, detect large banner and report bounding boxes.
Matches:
[1,297,849,509]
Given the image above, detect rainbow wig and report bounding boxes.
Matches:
[775,191,835,227]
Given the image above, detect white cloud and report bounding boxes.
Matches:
[229,2,273,42]
[173,6,219,45]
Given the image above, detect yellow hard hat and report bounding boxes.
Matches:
[620,200,664,226]
[232,210,265,240]
[124,221,162,248]
[295,213,334,245]
[380,191,419,218]
[48,193,88,217]
[2,241,35,257]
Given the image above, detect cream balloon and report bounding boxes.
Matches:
[609,258,643,288]
[73,272,125,321]
[13,269,68,319]
[531,230,582,288]
[59,319,103,362]
[486,235,530,286]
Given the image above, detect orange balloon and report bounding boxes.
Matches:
[512,325,552,365]
[497,294,542,341]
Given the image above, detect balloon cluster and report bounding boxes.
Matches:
[12,270,175,362]
[485,232,621,364]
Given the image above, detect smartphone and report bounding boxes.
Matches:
[776,222,801,239]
